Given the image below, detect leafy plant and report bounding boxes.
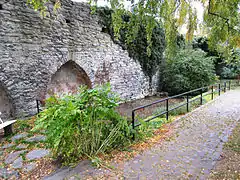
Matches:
[221,49,240,79]
[33,83,132,165]
[221,67,238,79]
[163,49,216,95]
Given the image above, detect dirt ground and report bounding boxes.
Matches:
[209,123,240,180]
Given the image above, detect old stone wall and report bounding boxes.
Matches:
[0,0,153,120]
[0,85,13,122]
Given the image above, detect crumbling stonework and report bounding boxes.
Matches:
[0,85,13,121]
[0,0,154,120]
[46,60,92,98]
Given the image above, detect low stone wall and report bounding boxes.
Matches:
[0,0,157,120]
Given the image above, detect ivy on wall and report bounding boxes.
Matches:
[97,7,166,88]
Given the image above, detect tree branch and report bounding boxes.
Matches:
[207,0,240,34]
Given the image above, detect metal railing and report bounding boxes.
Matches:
[35,80,240,122]
[36,99,43,114]
[131,80,238,130]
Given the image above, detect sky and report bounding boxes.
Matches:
[72,0,204,35]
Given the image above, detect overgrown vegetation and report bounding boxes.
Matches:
[221,49,240,79]
[163,49,216,95]
[28,0,240,59]
[97,7,166,85]
[33,84,132,165]
[33,82,216,166]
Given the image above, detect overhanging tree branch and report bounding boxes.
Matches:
[207,0,240,34]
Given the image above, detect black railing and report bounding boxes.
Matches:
[131,80,238,130]
[35,80,239,120]
[36,99,43,114]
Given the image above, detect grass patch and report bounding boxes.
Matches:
[145,91,218,123]
[133,91,219,142]
[209,123,240,180]
[225,124,240,152]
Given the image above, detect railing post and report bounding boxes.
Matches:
[200,88,203,105]
[211,85,214,100]
[36,100,40,114]
[229,80,231,90]
[218,83,221,96]
[186,95,189,112]
[132,110,135,140]
[224,82,226,92]
[166,99,169,121]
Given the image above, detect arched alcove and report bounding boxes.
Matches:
[0,84,14,121]
[46,61,92,98]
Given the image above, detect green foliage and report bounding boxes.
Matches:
[28,0,240,60]
[126,25,165,81]
[192,36,225,74]
[15,120,31,132]
[164,49,216,95]
[26,0,60,16]
[203,0,240,58]
[97,7,165,81]
[192,37,220,57]
[225,123,240,152]
[33,84,132,165]
[220,49,240,79]
[221,67,238,79]
[134,119,154,140]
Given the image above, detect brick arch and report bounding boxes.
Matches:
[0,83,14,121]
[45,60,92,98]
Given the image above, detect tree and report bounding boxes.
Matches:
[28,0,240,61]
[163,48,216,95]
[97,7,165,90]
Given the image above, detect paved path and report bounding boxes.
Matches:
[123,89,240,179]
[45,89,240,180]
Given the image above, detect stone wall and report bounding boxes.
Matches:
[0,0,153,120]
[46,60,92,98]
[0,85,14,122]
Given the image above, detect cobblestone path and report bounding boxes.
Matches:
[123,89,240,179]
[45,89,240,180]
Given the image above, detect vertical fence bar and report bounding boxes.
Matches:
[229,80,231,90]
[36,100,40,114]
[218,83,221,96]
[187,95,189,112]
[211,85,214,100]
[132,111,135,130]
[166,99,169,121]
[224,82,226,92]
[132,110,135,140]
[200,88,203,105]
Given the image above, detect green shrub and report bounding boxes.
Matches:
[33,84,131,165]
[221,50,240,79]
[164,49,216,95]
[221,67,238,79]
